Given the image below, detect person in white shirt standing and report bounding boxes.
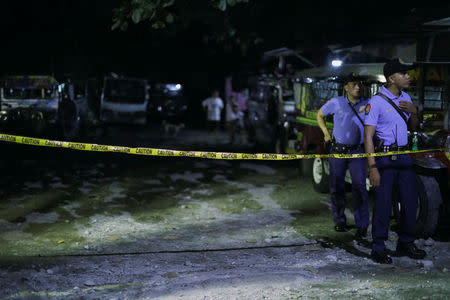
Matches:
[202,90,224,141]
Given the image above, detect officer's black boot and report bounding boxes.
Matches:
[370,250,393,264]
[355,227,368,239]
[334,223,347,232]
[395,242,427,259]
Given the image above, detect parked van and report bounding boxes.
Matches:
[100,75,149,125]
[0,75,88,139]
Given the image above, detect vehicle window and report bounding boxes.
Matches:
[408,64,447,111]
[105,79,145,99]
[308,80,339,109]
[409,86,444,110]
[150,84,183,98]
[3,88,55,99]
[149,84,185,109]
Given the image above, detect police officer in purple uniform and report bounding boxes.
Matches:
[364,58,426,264]
[317,73,370,238]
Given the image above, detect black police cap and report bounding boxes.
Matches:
[342,72,362,85]
[383,58,414,79]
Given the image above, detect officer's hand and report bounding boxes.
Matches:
[369,168,380,188]
[399,101,417,114]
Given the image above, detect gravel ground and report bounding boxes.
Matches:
[0,127,449,299]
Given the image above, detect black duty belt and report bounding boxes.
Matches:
[332,143,363,153]
[381,145,408,153]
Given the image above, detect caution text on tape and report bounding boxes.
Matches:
[0,133,446,160]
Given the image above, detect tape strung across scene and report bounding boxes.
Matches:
[0,133,446,160]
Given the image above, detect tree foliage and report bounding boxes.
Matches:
[112,0,250,31]
[112,0,259,57]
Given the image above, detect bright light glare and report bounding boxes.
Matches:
[377,75,386,83]
[331,59,343,67]
[167,84,182,91]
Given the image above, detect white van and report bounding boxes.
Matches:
[0,75,88,139]
[100,76,149,125]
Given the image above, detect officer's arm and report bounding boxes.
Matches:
[364,125,376,166]
[364,125,381,187]
[399,101,419,131]
[316,109,331,142]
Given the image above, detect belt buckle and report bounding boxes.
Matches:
[390,145,398,161]
[335,145,346,153]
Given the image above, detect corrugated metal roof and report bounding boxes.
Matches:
[294,63,385,80]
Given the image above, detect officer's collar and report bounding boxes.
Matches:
[380,86,405,99]
[346,96,361,105]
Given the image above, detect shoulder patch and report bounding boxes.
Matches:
[365,104,371,115]
[359,105,365,113]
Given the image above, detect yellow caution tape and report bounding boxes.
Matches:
[0,133,446,160]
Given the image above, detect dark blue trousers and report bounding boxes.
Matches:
[329,149,370,229]
[372,154,418,253]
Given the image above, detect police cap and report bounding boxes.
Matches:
[383,58,414,79]
[342,72,362,85]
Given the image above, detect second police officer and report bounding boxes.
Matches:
[364,58,427,264]
[317,73,370,239]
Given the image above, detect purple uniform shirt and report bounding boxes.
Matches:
[364,86,411,146]
[321,96,368,145]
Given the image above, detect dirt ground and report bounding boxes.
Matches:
[0,127,449,299]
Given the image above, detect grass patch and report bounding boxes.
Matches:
[195,182,263,214]
[271,175,346,239]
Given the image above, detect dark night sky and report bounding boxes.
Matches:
[0,1,449,81]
